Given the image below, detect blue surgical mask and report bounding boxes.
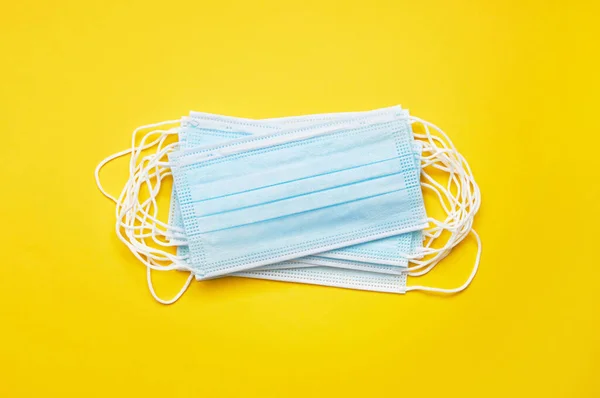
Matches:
[168,112,428,278]
[169,107,424,274]
[95,107,481,304]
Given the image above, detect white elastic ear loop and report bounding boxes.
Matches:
[115,147,189,267]
[406,230,480,294]
[124,178,187,241]
[115,137,177,237]
[114,146,179,255]
[133,149,195,304]
[124,149,188,251]
[95,120,180,202]
[409,172,476,275]
[114,164,189,268]
[131,143,187,245]
[419,121,477,239]
[136,170,182,248]
[97,130,187,268]
[95,119,195,304]
[403,116,481,287]
[96,125,185,243]
[122,132,196,303]
[127,134,191,245]
[147,264,194,305]
[407,149,468,265]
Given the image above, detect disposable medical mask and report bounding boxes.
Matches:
[170,109,424,273]
[95,106,481,304]
[169,113,427,278]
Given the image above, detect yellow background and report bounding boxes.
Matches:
[1,0,598,396]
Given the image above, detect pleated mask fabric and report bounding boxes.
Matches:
[168,112,428,278]
[168,108,424,275]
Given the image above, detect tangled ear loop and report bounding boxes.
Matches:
[403,117,481,293]
[129,143,195,303]
[114,141,188,265]
[95,121,195,304]
[134,138,187,246]
[119,144,193,267]
[95,115,481,303]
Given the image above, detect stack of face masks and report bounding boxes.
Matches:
[95,105,481,304]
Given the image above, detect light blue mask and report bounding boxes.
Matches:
[169,107,424,274]
[168,112,428,278]
[172,125,422,275]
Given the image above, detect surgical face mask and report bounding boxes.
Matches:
[169,109,424,275]
[95,106,481,304]
[168,113,428,279]
[169,106,422,275]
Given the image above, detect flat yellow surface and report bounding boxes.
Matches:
[1,0,598,396]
